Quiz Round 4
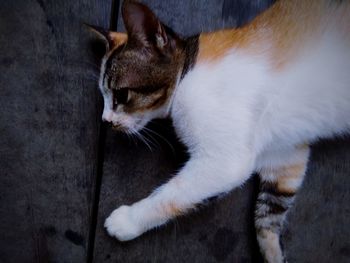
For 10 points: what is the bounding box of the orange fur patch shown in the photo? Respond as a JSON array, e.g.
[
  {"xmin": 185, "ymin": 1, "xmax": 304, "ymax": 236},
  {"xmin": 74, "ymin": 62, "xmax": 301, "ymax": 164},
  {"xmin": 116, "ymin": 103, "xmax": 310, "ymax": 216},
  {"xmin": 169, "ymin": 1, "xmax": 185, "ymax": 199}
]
[
  {"xmin": 109, "ymin": 32, "xmax": 128, "ymax": 49},
  {"xmin": 276, "ymin": 163, "xmax": 306, "ymax": 194},
  {"xmin": 262, "ymin": 0, "xmax": 325, "ymax": 70},
  {"xmin": 197, "ymin": 0, "xmax": 335, "ymax": 69},
  {"xmin": 198, "ymin": 26, "xmax": 259, "ymax": 62},
  {"xmin": 163, "ymin": 202, "xmax": 183, "ymax": 217}
]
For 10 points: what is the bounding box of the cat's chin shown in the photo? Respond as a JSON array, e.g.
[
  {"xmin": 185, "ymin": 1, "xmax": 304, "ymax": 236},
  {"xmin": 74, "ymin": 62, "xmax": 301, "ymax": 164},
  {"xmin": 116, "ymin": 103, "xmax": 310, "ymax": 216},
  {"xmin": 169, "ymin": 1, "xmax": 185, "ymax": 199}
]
[
  {"xmin": 111, "ymin": 123, "xmax": 145, "ymax": 133},
  {"xmin": 111, "ymin": 124, "xmax": 129, "ymax": 133},
  {"xmin": 110, "ymin": 117, "xmax": 150, "ymax": 133}
]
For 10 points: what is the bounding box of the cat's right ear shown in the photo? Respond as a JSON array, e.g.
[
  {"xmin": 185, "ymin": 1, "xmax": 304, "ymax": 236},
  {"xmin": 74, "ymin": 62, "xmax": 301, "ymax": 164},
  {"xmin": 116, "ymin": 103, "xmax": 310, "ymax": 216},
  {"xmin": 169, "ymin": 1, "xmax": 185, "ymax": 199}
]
[
  {"xmin": 85, "ymin": 23, "xmax": 127, "ymax": 52},
  {"xmin": 122, "ymin": 1, "xmax": 169, "ymax": 51}
]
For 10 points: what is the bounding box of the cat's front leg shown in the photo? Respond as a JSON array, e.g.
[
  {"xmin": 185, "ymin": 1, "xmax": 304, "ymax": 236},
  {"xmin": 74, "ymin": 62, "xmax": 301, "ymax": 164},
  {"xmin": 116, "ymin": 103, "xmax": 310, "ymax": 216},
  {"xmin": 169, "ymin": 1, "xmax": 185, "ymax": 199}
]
[{"xmin": 105, "ymin": 152, "xmax": 254, "ymax": 241}]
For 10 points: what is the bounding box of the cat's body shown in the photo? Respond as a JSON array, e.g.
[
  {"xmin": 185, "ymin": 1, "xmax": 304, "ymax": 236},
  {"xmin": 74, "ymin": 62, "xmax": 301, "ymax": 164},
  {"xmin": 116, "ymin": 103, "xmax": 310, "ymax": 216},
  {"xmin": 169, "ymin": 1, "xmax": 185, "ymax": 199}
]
[{"xmin": 90, "ymin": 1, "xmax": 350, "ymax": 262}]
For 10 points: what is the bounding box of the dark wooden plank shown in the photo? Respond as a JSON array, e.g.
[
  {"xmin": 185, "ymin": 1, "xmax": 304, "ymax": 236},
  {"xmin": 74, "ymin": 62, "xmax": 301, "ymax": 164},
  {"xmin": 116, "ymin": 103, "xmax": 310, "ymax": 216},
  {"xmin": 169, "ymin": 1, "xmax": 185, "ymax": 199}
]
[
  {"xmin": 94, "ymin": 1, "xmax": 274, "ymax": 262},
  {"xmin": 282, "ymin": 138, "xmax": 350, "ymax": 263},
  {"xmin": 0, "ymin": 0, "xmax": 111, "ymax": 262}
]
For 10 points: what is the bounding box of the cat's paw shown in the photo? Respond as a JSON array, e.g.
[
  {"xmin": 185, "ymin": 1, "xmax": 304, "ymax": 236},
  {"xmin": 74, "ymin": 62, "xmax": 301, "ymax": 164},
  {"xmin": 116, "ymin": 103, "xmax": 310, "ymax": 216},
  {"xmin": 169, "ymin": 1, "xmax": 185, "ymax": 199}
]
[{"xmin": 104, "ymin": 205, "xmax": 143, "ymax": 241}]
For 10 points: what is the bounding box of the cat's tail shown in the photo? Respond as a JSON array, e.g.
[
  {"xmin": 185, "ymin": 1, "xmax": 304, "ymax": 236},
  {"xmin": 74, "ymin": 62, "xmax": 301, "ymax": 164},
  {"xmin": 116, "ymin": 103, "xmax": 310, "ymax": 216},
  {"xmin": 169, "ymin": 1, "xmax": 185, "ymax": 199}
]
[{"xmin": 255, "ymin": 147, "xmax": 309, "ymax": 263}]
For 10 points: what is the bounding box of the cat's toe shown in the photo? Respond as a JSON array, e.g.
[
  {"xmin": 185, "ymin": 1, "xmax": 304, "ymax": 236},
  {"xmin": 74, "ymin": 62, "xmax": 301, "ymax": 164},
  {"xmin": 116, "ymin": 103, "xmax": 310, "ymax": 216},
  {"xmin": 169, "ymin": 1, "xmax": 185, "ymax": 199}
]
[{"xmin": 104, "ymin": 205, "xmax": 142, "ymax": 241}]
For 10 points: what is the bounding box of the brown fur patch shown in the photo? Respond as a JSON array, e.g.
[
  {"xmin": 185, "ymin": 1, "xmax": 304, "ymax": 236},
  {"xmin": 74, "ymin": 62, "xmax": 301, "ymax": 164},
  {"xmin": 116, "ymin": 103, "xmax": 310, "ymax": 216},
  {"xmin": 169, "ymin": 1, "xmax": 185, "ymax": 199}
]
[
  {"xmin": 146, "ymin": 90, "xmax": 168, "ymax": 110},
  {"xmin": 123, "ymin": 89, "xmax": 168, "ymax": 113}
]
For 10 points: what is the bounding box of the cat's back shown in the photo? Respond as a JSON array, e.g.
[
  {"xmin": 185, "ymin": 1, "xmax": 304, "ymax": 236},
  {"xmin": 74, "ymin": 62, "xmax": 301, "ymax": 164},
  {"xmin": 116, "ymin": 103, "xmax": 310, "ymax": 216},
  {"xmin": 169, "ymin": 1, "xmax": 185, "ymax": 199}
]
[
  {"xmin": 255, "ymin": 0, "xmax": 350, "ymax": 148},
  {"xmin": 267, "ymin": 0, "xmax": 350, "ymax": 68},
  {"xmin": 197, "ymin": 0, "xmax": 350, "ymax": 69},
  {"xmin": 177, "ymin": 0, "xmax": 350, "ymax": 150}
]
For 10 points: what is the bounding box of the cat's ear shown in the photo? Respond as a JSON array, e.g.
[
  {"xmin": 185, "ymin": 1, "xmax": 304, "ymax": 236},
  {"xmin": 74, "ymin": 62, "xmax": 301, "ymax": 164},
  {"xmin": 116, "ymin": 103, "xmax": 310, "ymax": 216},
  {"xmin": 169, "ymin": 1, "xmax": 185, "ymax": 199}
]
[
  {"xmin": 85, "ymin": 23, "xmax": 127, "ymax": 51},
  {"xmin": 122, "ymin": 1, "xmax": 168, "ymax": 51}
]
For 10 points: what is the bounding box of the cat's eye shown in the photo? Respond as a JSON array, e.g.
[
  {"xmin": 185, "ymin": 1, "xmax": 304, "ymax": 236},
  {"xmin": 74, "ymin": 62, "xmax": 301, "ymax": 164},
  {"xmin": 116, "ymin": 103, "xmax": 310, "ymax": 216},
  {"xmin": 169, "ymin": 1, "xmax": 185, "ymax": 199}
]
[{"xmin": 113, "ymin": 89, "xmax": 129, "ymax": 105}]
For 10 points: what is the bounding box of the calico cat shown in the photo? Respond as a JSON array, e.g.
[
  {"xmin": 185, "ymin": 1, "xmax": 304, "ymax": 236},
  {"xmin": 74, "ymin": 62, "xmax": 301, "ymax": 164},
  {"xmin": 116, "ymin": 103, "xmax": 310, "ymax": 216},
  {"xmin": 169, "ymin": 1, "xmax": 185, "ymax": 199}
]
[{"xmin": 89, "ymin": 0, "xmax": 350, "ymax": 262}]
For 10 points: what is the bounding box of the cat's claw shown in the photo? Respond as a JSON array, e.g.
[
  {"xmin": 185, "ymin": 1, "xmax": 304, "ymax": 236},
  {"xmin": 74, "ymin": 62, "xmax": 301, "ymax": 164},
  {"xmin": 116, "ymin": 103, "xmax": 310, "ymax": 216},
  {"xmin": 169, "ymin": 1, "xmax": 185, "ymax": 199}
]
[{"xmin": 104, "ymin": 205, "xmax": 143, "ymax": 241}]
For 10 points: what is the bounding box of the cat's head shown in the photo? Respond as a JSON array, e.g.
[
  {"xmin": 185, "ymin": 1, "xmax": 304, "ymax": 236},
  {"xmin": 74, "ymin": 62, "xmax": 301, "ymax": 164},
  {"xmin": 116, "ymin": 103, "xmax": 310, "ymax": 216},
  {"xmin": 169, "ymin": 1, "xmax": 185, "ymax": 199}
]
[{"xmin": 89, "ymin": 1, "xmax": 186, "ymax": 132}]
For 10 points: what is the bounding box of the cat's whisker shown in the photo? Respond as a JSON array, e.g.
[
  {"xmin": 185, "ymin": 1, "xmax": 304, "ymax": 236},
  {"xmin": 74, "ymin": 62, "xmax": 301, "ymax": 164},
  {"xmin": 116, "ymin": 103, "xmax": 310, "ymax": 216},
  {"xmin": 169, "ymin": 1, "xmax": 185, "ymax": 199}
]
[
  {"xmin": 138, "ymin": 131, "xmax": 158, "ymax": 151},
  {"xmin": 139, "ymin": 129, "xmax": 161, "ymax": 150},
  {"xmin": 131, "ymin": 123, "xmax": 162, "ymax": 149},
  {"xmin": 141, "ymin": 126, "xmax": 176, "ymax": 155},
  {"xmin": 127, "ymin": 130, "xmax": 137, "ymax": 146},
  {"xmin": 126, "ymin": 128, "xmax": 139, "ymax": 147},
  {"xmin": 130, "ymin": 128, "xmax": 154, "ymax": 152},
  {"xmin": 125, "ymin": 130, "xmax": 132, "ymax": 142}
]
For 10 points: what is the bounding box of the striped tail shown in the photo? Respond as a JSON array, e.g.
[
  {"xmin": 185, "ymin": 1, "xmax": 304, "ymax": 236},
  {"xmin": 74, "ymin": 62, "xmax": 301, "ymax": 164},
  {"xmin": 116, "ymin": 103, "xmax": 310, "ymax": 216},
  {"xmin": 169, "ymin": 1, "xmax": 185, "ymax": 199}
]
[{"xmin": 255, "ymin": 156, "xmax": 309, "ymax": 263}]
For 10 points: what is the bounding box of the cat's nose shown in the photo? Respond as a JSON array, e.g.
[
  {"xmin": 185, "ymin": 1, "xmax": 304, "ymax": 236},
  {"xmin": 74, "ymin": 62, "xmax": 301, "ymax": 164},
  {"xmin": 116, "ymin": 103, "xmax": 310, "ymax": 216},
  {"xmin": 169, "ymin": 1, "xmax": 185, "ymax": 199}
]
[
  {"xmin": 102, "ymin": 117, "xmax": 111, "ymax": 122},
  {"xmin": 102, "ymin": 111, "xmax": 113, "ymax": 122}
]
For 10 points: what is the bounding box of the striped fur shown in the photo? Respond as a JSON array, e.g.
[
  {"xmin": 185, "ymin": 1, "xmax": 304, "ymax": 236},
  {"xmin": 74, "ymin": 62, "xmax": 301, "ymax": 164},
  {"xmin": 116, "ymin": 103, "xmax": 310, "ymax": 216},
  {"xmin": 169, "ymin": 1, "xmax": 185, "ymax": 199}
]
[{"xmin": 255, "ymin": 146, "xmax": 309, "ymax": 263}]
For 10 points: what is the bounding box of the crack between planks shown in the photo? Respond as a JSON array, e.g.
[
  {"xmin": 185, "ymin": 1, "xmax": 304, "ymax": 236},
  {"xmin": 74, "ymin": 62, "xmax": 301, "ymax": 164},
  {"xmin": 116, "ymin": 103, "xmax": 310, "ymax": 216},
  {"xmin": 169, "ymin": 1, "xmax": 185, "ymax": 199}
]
[
  {"xmin": 87, "ymin": 1, "xmax": 120, "ymax": 262},
  {"xmin": 86, "ymin": 122, "xmax": 107, "ymax": 263},
  {"xmin": 110, "ymin": 0, "xmax": 120, "ymax": 31}
]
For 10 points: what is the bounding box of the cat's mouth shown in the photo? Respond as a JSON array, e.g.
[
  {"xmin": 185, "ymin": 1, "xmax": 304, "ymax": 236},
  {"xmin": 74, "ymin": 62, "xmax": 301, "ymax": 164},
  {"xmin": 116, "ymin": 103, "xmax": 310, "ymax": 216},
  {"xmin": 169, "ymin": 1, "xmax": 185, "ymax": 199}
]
[
  {"xmin": 111, "ymin": 123, "xmax": 140, "ymax": 133},
  {"xmin": 112, "ymin": 123, "xmax": 128, "ymax": 132},
  {"xmin": 110, "ymin": 118, "xmax": 147, "ymax": 133}
]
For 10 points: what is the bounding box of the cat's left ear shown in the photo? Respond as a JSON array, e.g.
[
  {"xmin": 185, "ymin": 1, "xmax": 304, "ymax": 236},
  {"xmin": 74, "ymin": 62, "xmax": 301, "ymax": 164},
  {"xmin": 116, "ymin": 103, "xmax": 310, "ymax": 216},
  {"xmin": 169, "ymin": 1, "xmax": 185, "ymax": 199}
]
[
  {"xmin": 122, "ymin": 1, "xmax": 168, "ymax": 51},
  {"xmin": 85, "ymin": 23, "xmax": 127, "ymax": 51}
]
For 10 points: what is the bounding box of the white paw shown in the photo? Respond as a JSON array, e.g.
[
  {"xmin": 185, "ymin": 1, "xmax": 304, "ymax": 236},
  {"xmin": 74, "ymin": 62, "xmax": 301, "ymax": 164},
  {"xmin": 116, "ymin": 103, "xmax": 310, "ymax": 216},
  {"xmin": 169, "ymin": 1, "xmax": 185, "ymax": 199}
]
[{"xmin": 104, "ymin": 205, "xmax": 143, "ymax": 241}]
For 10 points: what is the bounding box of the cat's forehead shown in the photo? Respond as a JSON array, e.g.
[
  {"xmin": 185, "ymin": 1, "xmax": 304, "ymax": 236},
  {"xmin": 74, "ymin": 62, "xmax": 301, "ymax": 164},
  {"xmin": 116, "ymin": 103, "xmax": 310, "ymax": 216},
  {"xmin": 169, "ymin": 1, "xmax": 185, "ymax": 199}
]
[
  {"xmin": 105, "ymin": 46, "xmax": 138, "ymax": 71},
  {"xmin": 104, "ymin": 46, "xmax": 176, "ymax": 89},
  {"xmin": 104, "ymin": 47, "xmax": 147, "ymax": 86}
]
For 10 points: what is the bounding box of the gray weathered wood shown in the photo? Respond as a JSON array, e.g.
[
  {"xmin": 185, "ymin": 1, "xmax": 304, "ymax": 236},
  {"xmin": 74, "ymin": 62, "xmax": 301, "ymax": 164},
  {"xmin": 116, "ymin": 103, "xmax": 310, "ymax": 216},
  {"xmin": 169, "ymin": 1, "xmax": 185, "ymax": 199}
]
[
  {"xmin": 0, "ymin": 0, "xmax": 110, "ymax": 262},
  {"xmin": 3, "ymin": 0, "xmax": 349, "ymax": 262},
  {"xmin": 94, "ymin": 1, "xmax": 274, "ymax": 262},
  {"xmin": 282, "ymin": 138, "xmax": 350, "ymax": 263}
]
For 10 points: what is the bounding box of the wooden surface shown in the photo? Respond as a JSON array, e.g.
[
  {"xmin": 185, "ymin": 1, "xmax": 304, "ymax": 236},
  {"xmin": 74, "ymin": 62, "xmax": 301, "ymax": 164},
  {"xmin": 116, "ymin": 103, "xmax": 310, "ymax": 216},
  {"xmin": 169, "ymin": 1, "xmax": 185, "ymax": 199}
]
[
  {"xmin": 0, "ymin": 0, "xmax": 111, "ymax": 262},
  {"xmin": 1, "ymin": 0, "xmax": 350, "ymax": 263},
  {"xmin": 282, "ymin": 138, "xmax": 350, "ymax": 263}
]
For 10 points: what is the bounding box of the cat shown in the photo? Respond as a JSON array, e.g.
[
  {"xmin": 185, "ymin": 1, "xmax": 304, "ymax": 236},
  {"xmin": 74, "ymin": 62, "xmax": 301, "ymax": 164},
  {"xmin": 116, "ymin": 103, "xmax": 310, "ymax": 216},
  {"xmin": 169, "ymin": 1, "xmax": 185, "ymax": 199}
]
[{"xmin": 88, "ymin": 0, "xmax": 350, "ymax": 262}]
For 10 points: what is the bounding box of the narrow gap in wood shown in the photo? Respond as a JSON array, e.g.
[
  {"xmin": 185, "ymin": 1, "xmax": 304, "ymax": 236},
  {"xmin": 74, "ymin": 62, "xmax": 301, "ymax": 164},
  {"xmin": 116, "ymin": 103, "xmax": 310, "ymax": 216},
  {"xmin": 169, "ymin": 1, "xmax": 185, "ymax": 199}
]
[
  {"xmin": 86, "ymin": 1, "xmax": 120, "ymax": 262},
  {"xmin": 110, "ymin": 0, "xmax": 120, "ymax": 31},
  {"xmin": 86, "ymin": 123, "xmax": 107, "ymax": 263}
]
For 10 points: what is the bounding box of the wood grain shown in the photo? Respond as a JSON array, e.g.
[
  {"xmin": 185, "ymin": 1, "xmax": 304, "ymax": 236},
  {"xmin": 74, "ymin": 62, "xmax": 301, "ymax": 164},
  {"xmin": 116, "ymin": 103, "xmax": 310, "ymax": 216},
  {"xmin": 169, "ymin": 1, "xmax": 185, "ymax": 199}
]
[
  {"xmin": 1, "ymin": 0, "xmax": 349, "ymax": 262},
  {"xmin": 0, "ymin": 0, "xmax": 110, "ymax": 262},
  {"xmin": 282, "ymin": 138, "xmax": 350, "ymax": 263}
]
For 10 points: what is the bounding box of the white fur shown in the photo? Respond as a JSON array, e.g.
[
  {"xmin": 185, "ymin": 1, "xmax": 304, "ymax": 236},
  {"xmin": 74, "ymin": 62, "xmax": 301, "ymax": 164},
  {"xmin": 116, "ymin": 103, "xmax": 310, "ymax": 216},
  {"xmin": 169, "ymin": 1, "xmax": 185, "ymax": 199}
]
[
  {"xmin": 105, "ymin": 205, "xmax": 143, "ymax": 241},
  {"xmin": 104, "ymin": 16, "xmax": 350, "ymax": 241},
  {"xmin": 257, "ymin": 229, "xmax": 284, "ymax": 263}
]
